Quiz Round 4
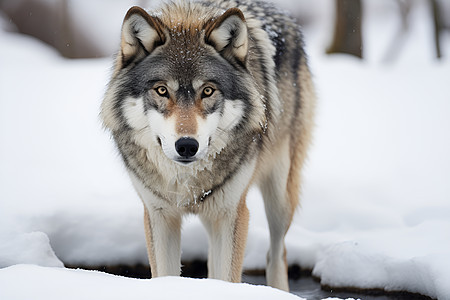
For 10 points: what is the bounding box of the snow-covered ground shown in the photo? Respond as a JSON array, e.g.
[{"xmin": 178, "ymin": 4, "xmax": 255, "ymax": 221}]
[
  {"xmin": 1, "ymin": 0, "xmax": 450, "ymax": 299},
  {"xmin": 0, "ymin": 265, "xmax": 306, "ymax": 300}
]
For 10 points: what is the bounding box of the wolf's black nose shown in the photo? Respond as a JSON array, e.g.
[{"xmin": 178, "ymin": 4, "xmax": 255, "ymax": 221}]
[{"xmin": 175, "ymin": 137, "xmax": 199, "ymax": 158}]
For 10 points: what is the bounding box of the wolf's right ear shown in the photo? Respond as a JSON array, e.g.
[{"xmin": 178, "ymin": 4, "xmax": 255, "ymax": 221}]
[{"xmin": 118, "ymin": 6, "xmax": 166, "ymax": 68}]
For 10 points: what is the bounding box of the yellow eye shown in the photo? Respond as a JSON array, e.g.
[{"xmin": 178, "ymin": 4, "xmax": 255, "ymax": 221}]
[
  {"xmin": 156, "ymin": 86, "xmax": 168, "ymax": 97},
  {"xmin": 202, "ymin": 87, "xmax": 215, "ymax": 98}
]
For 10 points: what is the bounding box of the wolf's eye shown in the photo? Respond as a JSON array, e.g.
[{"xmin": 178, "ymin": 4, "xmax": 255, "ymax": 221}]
[
  {"xmin": 155, "ymin": 86, "xmax": 168, "ymax": 97},
  {"xmin": 202, "ymin": 87, "xmax": 215, "ymax": 98}
]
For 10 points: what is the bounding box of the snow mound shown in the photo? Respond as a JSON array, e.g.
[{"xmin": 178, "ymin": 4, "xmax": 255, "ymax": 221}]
[
  {"xmin": 0, "ymin": 232, "xmax": 63, "ymax": 268},
  {"xmin": 0, "ymin": 265, "xmax": 304, "ymax": 300}
]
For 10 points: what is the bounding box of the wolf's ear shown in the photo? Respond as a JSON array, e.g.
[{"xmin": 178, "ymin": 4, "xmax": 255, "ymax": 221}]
[
  {"xmin": 119, "ymin": 6, "xmax": 166, "ymax": 68},
  {"xmin": 205, "ymin": 8, "xmax": 248, "ymax": 64}
]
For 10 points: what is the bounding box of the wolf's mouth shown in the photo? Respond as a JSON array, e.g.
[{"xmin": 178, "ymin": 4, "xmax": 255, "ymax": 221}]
[{"xmin": 175, "ymin": 157, "xmax": 196, "ymax": 165}]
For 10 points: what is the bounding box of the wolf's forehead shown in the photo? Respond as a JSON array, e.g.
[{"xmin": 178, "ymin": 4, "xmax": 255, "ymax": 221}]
[
  {"xmin": 165, "ymin": 31, "xmax": 208, "ymax": 65},
  {"xmin": 160, "ymin": 7, "xmax": 213, "ymax": 66},
  {"xmin": 162, "ymin": 42, "xmax": 217, "ymax": 86}
]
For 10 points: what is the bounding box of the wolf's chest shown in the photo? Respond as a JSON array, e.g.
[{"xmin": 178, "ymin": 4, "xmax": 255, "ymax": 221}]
[{"xmin": 164, "ymin": 171, "xmax": 214, "ymax": 207}]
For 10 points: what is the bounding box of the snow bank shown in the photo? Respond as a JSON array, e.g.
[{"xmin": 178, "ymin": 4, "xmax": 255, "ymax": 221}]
[
  {"xmin": 0, "ymin": 232, "xmax": 63, "ymax": 268},
  {"xmin": 0, "ymin": 265, "xmax": 304, "ymax": 300},
  {"xmin": 1, "ymin": 1, "xmax": 450, "ymax": 299}
]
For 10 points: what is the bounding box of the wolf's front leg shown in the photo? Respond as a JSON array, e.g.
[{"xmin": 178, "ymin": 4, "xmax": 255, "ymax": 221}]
[
  {"xmin": 143, "ymin": 206, "xmax": 182, "ymax": 277},
  {"xmin": 200, "ymin": 194, "xmax": 249, "ymax": 282},
  {"xmin": 130, "ymin": 172, "xmax": 182, "ymax": 277}
]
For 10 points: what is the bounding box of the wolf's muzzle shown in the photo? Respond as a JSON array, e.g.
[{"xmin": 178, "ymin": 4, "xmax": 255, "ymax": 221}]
[{"xmin": 175, "ymin": 137, "xmax": 199, "ymax": 162}]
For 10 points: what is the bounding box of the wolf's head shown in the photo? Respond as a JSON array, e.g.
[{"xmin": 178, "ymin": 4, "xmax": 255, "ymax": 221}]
[{"xmin": 102, "ymin": 5, "xmax": 265, "ymax": 166}]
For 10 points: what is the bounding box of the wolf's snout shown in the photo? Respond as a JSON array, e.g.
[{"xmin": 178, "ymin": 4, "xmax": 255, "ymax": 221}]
[{"xmin": 175, "ymin": 137, "xmax": 199, "ymax": 158}]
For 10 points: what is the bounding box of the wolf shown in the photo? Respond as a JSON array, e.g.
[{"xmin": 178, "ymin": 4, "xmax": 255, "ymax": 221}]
[{"xmin": 101, "ymin": 0, "xmax": 315, "ymax": 291}]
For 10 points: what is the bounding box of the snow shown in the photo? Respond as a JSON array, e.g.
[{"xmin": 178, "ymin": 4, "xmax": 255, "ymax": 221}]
[
  {"xmin": 0, "ymin": 265, "xmax": 303, "ymax": 300},
  {"xmin": 1, "ymin": 0, "xmax": 450, "ymax": 299},
  {"xmin": 0, "ymin": 232, "xmax": 63, "ymax": 268}
]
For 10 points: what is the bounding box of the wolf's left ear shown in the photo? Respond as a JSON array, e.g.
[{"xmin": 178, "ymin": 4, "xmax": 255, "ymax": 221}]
[
  {"xmin": 205, "ymin": 8, "xmax": 248, "ymax": 64},
  {"xmin": 119, "ymin": 6, "xmax": 166, "ymax": 68}
]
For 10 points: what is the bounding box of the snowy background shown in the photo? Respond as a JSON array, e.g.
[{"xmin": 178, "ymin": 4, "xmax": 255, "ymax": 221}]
[{"xmin": 1, "ymin": 0, "xmax": 450, "ymax": 299}]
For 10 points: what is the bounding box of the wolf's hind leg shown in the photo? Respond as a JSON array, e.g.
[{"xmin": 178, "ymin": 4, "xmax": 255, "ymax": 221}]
[{"xmin": 258, "ymin": 138, "xmax": 302, "ymax": 291}]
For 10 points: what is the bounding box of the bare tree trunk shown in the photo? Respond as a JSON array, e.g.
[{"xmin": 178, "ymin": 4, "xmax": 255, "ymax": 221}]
[
  {"xmin": 327, "ymin": 0, "xmax": 363, "ymax": 58},
  {"xmin": 60, "ymin": 0, "xmax": 73, "ymax": 58},
  {"xmin": 430, "ymin": 0, "xmax": 442, "ymax": 59},
  {"xmin": 382, "ymin": 0, "xmax": 411, "ymax": 63}
]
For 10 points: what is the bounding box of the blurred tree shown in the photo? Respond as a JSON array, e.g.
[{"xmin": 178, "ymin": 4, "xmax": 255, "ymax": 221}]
[
  {"xmin": 0, "ymin": 0, "xmax": 102, "ymax": 58},
  {"xmin": 383, "ymin": 0, "xmax": 445, "ymax": 61},
  {"xmin": 326, "ymin": 0, "xmax": 363, "ymax": 58},
  {"xmin": 382, "ymin": 0, "xmax": 412, "ymax": 63},
  {"xmin": 430, "ymin": 0, "xmax": 442, "ymax": 58}
]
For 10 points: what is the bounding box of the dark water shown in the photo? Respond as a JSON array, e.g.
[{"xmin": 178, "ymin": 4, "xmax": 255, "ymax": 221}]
[
  {"xmin": 70, "ymin": 263, "xmax": 432, "ymax": 300},
  {"xmin": 184, "ymin": 261, "xmax": 432, "ymax": 300},
  {"xmin": 243, "ymin": 274, "xmax": 432, "ymax": 300}
]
